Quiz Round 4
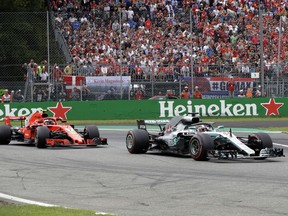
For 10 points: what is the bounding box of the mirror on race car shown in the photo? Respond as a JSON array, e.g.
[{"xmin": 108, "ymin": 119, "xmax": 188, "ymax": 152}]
[
  {"xmin": 215, "ymin": 125, "xmax": 224, "ymax": 131},
  {"xmin": 171, "ymin": 127, "xmax": 177, "ymax": 132}
]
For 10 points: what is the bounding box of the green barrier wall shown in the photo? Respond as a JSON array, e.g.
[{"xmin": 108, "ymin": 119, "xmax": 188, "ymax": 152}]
[{"xmin": 0, "ymin": 97, "xmax": 286, "ymax": 120}]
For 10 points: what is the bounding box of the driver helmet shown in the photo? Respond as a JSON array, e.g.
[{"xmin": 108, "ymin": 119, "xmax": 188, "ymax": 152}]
[
  {"xmin": 44, "ymin": 119, "xmax": 54, "ymax": 125},
  {"xmin": 197, "ymin": 125, "xmax": 208, "ymax": 132}
]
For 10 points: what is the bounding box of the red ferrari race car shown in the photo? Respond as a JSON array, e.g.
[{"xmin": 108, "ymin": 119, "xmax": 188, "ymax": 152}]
[{"xmin": 0, "ymin": 110, "xmax": 107, "ymax": 148}]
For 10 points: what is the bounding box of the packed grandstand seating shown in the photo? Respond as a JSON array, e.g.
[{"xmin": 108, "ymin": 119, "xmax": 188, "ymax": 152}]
[
  {"xmin": 22, "ymin": 0, "xmax": 288, "ymax": 101},
  {"xmin": 45, "ymin": 0, "xmax": 288, "ymax": 82}
]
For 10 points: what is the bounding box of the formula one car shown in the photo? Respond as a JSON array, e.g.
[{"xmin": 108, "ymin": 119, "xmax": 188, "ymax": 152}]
[
  {"xmin": 0, "ymin": 110, "xmax": 107, "ymax": 148},
  {"xmin": 126, "ymin": 114, "xmax": 284, "ymax": 160}
]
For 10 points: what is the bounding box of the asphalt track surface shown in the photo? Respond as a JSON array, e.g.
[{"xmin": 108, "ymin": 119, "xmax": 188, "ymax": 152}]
[{"xmin": 0, "ymin": 122, "xmax": 288, "ymax": 216}]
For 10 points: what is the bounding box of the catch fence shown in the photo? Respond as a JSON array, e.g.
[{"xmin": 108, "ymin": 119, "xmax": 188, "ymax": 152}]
[
  {"xmin": 23, "ymin": 62, "xmax": 287, "ymax": 102},
  {"xmin": 0, "ymin": 10, "xmax": 288, "ymax": 102}
]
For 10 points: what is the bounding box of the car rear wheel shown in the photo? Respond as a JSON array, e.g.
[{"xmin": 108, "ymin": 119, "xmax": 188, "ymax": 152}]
[
  {"xmin": 85, "ymin": 125, "xmax": 100, "ymax": 139},
  {"xmin": 126, "ymin": 129, "xmax": 149, "ymax": 154},
  {"xmin": 35, "ymin": 126, "xmax": 50, "ymax": 148},
  {"xmin": 0, "ymin": 125, "xmax": 12, "ymax": 145},
  {"xmin": 189, "ymin": 134, "xmax": 214, "ymax": 161}
]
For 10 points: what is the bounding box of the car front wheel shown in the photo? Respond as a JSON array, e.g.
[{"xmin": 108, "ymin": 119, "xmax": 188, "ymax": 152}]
[
  {"xmin": 189, "ymin": 134, "xmax": 214, "ymax": 161},
  {"xmin": 248, "ymin": 132, "xmax": 273, "ymax": 158},
  {"xmin": 84, "ymin": 125, "xmax": 100, "ymax": 139},
  {"xmin": 35, "ymin": 126, "xmax": 50, "ymax": 148}
]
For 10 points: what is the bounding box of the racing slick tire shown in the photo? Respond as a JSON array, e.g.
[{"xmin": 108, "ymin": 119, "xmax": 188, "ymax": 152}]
[
  {"xmin": 35, "ymin": 126, "xmax": 50, "ymax": 149},
  {"xmin": 248, "ymin": 132, "xmax": 273, "ymax": 159},
  {"xmin": 126, "ymin": 129, "xmax": 149, "ymax": 154},
  {"xmin": 84, "ymin": 125, "xmax": 100, "ymax": 139},
  {"xmin": 189, "ymin": 134, "xmax": 214, "ymax": 161},
  {"xmin": 0, "ymin": 125, "xmax": 12, "ymax": 145},
  {"xmin": 250, "ymin": 133, "xmax": 273, "ymax": 149}
]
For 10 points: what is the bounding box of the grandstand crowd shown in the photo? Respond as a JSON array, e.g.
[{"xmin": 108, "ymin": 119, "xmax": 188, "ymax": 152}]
[{"xmin": 45, "ymin": 0, "xmax": 288, "ymax": 81}]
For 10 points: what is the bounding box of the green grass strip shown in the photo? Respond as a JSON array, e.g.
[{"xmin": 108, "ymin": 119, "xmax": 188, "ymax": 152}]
[{"xmin": 0, "ymin": 205, "xmax": 115, "ymax": 216}]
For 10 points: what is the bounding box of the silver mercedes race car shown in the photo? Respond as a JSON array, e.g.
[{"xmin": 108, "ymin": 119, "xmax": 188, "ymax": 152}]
[{"xmin": 126, "ymin": 114, "xmax": 284, "ymax": 161}]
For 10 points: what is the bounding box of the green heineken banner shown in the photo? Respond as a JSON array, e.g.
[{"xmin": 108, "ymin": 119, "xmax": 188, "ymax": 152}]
[{"xmin": 0, "ymin": 98, "xmax": 286, "ymax": 120}]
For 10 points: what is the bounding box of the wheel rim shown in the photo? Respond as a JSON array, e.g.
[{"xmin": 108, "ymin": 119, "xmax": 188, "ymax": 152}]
[
  {"xmin": 190, "ymin": 139, "xmax": 200, "ymax": 156},
  {"xmin": 126, "ymin": 134, "xmax": 134, "ymax": 150},
  {"xmin": 34, "ymin": 131, "xmax": 38, "ymax": 145}
]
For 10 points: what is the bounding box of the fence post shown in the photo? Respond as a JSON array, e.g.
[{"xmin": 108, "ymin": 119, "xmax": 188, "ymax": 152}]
[{"xmin": 189, "ymin": 9, "xmax": 194, "ymax": 96}]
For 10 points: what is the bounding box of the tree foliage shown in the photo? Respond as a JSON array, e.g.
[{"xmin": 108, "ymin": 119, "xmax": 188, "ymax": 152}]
[
  {"xmin": 0, "ymin": 12, "xmax": 47, "ymax": 64},
  {"xmin": 0, "ymin": 0, "xmax": 57, "ymax": 80},
  {"xmin": 0, "ymin": 0, "xmax": 46, "ymax": 12}
]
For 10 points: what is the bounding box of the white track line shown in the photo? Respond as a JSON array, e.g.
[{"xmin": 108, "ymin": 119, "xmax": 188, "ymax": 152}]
[
  {"xmin": 274, "ymin": 143, "xmax": 288, "ymax": 148},
  {"xmin": 0, "ymin": 192, "xmax": 114, "ymax": 215},
  {"xmin": 0, "ymin": 192, "xmax": 57, "ymax": 207}
]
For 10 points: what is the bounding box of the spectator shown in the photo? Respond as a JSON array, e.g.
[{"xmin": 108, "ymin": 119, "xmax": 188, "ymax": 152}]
[
  {"xmin": 142, "ymin": 62, "xmax": 151, "ymax": 80},
  {"xmin": 103, "ymin": 89, "xmax": 117, "ymax": 100},
  {"xmin": 112, "ymin": 20, "xmax": 120, "ymax": 32},
  {"xmin": 13, "ymin": 90, "xmax": 24, "ymax": 102},
  {"xmin": 227, "ymin": 77, "xmax": 235, "ymax": 98},
  {"xmin": 181, "ymin": 86, "xmax": 190, "ymax": 99},
  {"xmin": 64, "ymin": 63, "xmax": 74, "ymax": 75},
  {"xmin": 255, "ymin": 85, "xmax": 266, "ymax": 97},
  {"xmin": 246, "ymin": 88, "xmax": 253, "ymax": 98},
  {"xmin": 54, "ymin": 77, "xmax": 67, "ymax": 101},
  {"xmin": 100, "ymin": 64, "xmax": 109, "ymax": 76},
  {"xmin": 127, "ymin": 6, "xmax": 134, "ymax": 20},
  {"xmin": 134, "ymin": 87, "xmax": 145, "ymax": 100},
  {"xmin": 27, "ymin": 59, "xmax": 37, "ymax": 80},
  {"xmin": 103, "ymin": 3, "xmax": 111, "ymax": 21},
  {"xmin": 68, "ymin": 13, "xmax": 77, "ymax": 24},
  {"xmin": 34, "ymin": 86, "xmax": 48, "ymax": 102},
  {"xmin": 39, "ymin": 70, "xmax": 49, "ymax": 82},
  {"xmin": 193, "ymin": 86, "xmax": 202, "ymax": 99},
  {"xmin": 35, "ymin": 64, "xmax": 45, "ymax": 81},
  {"xmin": 81, "ymin": 84, "xmax": 90, "ymax": 101},
  {"xmin": 52, "ymin": 64, "xmax": 63, "ymax": 81},
  {"xmin": 166, "ymin": 89, "xmax": 177, "ymax": 99},
  {"xmin": 1, "ymin": 89, "xmax": 12, "ymax": 103},
  {"xmin": 50, "ymin": 0, "xmax": 288, "ymax": 83},
  {"xmin": 181, "ymin": 63, "xmax": 190, "ymax": 77},
  {"xmin": 238, "ymin": 89, "xmax": 246, "ymax": 98},
  {"xmin": 70, "ymin": 87, "xmax": 80, "ymax": 101},
  {"xmin": 10, "ymin": 90, "xmax": 14, "ymax": 101}
]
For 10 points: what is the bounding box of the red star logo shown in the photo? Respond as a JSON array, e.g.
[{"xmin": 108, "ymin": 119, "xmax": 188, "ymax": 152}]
[
  {"xmin": 261, "ymin": 98, "xmax": 283, "ymax": 116},
  {"xmin": 47, "ymin": 102, "xmax": 72, "ymax": 119}
]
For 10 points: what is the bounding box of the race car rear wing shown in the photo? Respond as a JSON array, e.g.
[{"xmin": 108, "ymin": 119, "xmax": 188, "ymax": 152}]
[
  {"xmin": 137, "ymin": 119, "xmax": 170, "ymax": 130},
  {"xmin": 4, "ymin": 116, "xmax": 26, "ymax": 127}
]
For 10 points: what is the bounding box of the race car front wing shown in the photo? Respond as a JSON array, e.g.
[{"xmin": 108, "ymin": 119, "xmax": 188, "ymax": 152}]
[{"xmin": 209, "ymin": 148, "xmax": 284, "ymax": 159}]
